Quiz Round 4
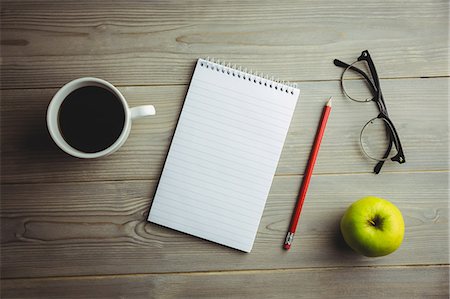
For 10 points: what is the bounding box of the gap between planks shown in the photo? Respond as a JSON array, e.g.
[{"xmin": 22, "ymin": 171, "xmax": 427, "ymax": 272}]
[
  {"xmin": 1, "ymin": 264, "xmax": 448, "ymax": 282},
  {"xmin": 0, "ymin": 75, "xmax": 448, "ymax": 92}
]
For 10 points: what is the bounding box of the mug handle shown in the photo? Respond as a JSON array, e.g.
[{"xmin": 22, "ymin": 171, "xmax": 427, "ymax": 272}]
[{"xmin": 130, "ymin": 105, "xmax": 156, "ymax": 120}]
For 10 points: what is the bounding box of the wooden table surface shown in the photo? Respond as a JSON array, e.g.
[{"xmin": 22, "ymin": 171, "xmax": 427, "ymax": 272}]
[{"xmin": 1, "ymin": 1, "xmax": 449, "ymax": 298}]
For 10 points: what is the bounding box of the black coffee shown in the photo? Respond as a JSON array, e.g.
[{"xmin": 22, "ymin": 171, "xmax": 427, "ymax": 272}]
[{"xmin": 58, "ymin": 86, "xmax": 125, "ymax": 153}]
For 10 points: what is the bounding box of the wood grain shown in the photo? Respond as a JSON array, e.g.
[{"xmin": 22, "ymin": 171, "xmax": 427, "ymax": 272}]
[
  {"xmin": 1, "ymin": 78, "xmax": 448, "ymax": 184},
  {"xmin": 1, "ymin": 171, "xmax": 447, "ymax": 278},
  {"xmin": 2, "ymin": 265, "xmax": 448, "ymax": 299},
  {"xmin": 1, "ymin": 0, "xmax": 448, "ymax": 296},
  {"xmin": 1, "ymin": 0, "xmax": 449, "ymax": 89}
]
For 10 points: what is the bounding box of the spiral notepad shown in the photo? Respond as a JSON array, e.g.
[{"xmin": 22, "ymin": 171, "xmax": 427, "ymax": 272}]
[{"xmin": 148, "ymin": 58, "xmax": 300, "ymax": 252}]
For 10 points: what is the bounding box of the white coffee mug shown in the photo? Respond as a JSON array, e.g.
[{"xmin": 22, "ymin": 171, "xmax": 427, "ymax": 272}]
[{"xmin": 47, "ymin": 77, "xmax": 155, "ymax": 158}]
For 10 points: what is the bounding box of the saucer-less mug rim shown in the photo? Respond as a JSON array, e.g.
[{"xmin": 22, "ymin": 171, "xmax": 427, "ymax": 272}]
[{"xmin": 47, "ymin": 77, "xmax": 155, "ymax": 159}]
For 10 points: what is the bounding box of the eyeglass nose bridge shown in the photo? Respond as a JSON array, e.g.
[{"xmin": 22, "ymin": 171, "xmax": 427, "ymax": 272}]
[{"xmin": 377, "ymin": 111, "xmax": 388, "ymax": 119}]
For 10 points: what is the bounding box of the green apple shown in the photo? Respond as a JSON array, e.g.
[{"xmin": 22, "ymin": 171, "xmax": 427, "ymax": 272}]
[{"xmin": 340, "ymin": 196, "xmax": 404, "ymax": 257}]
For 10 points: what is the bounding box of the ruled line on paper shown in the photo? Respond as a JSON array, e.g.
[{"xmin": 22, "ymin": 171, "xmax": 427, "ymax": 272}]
[
  {"xmin": 150, "ymin": 211, "xmax": 253, "ymax": 247},
  {"xmin": 157, "ymin": 168, "xmax": 270, "ymax": 207},
  {"xmin": 168, "ymin": 133, "xmax": 276, "ymax": 171},
  {"xmin": 194, "ymin": 77, "xmax": 297, "ymax": 113},
  {"xmin": 152, "ymin": 194, "xmax": 258, "ymax": 231},
  {"xmin": 186, "ymin": 90, "xmax": 286, "ymax": 132},
  {"xmin": 189, "ymin": 86, "xmax": 289, "ymax": 120},
  {"xmin": 190, "ymin": 86, "xmax": 294, "ymax": 119},
  {"xmin": 163, "ymin": 158, "xmax": 272, "ymax": 193},
  {"xmin": 172, "ymin": 131, "xmax": 281, "ymax": 164},
  {"xmin": 182, "ymin": 94, "xmax": 291, "ymax": 134},
  {"xmin": 167, "ymin": 147, "xmax": 273, "ymax": 181},
  {"xmin": 150, "ymin": 206, "xmax": 254, "ymax": 240},
  {"xmin": 176, "ymin": 119, "xmax": 285, "ymax": 155},
  {"xmin": 179, "ymin": 106, "xmax": 286, "ymax": 143},
  {"xmin": 156, "ymin": 185, "xmax": 262, "ymax": 219},
  {"xmin": 158, "ymin": 168, "xmax": 269, "ymax": 209}
]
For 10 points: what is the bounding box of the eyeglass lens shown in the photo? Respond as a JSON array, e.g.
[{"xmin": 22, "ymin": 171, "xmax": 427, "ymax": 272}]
[
  {"xmin": 342, "ymin": 60, "xmax": 376, "ymax": 103},
  {"xmin": 360, "ymin": 117, "xmax": 397, "ymax": 161}
]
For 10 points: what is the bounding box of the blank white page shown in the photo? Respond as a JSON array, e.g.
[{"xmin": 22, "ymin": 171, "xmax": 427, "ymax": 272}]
[{"xmin": 148, "ymin": 58, "xmax": 300, "ymax": 252}]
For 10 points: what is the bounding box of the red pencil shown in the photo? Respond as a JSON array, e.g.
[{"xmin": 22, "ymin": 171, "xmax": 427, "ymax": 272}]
[{"xmin": 283, "ymin": 97, "xmax": 333, "ymax": 250}]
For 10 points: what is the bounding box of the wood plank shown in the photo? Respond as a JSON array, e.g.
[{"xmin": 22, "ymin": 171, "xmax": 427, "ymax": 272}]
[
  {"xmin": 1, "ymin": 171, "xmax": 447, "ymax": 278},
  {"xmin": 1, "ymin": 78, "xmax": 448, "ymax": 184},
  {"xmin": 1, "ymin": 0, "xmax": 448, "ymax": 89},
  {"xmin": 2, "ymin": 265, "xmax": 448, "ymax": 299}
]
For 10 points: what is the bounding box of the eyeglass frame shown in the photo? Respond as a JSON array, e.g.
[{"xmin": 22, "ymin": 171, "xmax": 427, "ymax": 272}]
[{"xmin": 334, "ymin": 50, "xmax": 406, "ymax": 174}]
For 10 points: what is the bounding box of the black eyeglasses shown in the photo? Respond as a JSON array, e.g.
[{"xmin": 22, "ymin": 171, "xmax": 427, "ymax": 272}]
[{"xmin": 334, "ymin": 50, "xmax": 405, "ymax": 174}]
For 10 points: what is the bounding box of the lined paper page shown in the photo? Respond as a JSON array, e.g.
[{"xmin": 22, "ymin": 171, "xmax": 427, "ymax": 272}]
[{"xmin": 148, "ymin": 59, "xmax": 300, "ymax": 252}]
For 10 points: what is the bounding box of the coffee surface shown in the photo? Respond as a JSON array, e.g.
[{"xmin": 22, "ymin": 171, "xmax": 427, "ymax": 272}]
[{"xmin": 58, "ymin": 86, "xmax": 125, "ymax": 153}]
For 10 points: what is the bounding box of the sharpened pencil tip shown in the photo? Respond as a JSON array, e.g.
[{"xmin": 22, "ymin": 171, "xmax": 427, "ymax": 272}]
[{"xmin": 326, "ymin": 97, "xmax": 333, "ymax": 107}]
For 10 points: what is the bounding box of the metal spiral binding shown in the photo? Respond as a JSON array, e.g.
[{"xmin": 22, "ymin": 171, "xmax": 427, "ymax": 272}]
[{"xmin": 200, "ymin": 57, "xmax": 298, "ymax": 95}]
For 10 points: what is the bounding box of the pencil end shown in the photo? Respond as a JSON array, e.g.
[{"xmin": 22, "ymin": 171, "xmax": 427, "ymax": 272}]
[
  {"xmin": 326, "ymin": 97, "xmax": 333, "ymax": 107},
  {"xmin": 283, "ymin": 232, "xmax": 294, "ymax": 250}
]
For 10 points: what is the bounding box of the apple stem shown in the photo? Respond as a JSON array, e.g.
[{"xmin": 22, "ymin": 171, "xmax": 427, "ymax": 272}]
[{"xmin": 369, "ymin": 220, "xmax": 376, "ymax": 226}]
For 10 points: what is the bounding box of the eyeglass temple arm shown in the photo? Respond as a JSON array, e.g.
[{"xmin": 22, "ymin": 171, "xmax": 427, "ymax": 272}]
[
  {"xmin": 357, "ymin": 51, "xmax": 389, "ymax": 114},
  {"xmin": 374, "ymin": 114, "xmax": 406, "ymax": 174},
  {"xmin": 358, "ymin": 51, "xmax": 381, "ymax": 90},
  {"xmin": 373, "ymin": 116, "xmax": 394, "ymax": 174},
  {"xmin": 382, "ymin": 115, "xmax": 406, "ymax": 164},
  {"xmin": 333, "ymin": 59, "xmax": 350, "ymax": 68},
  {"xmin": 374, "ymin": 155, "xmax": 388, "ymax": 174}
]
